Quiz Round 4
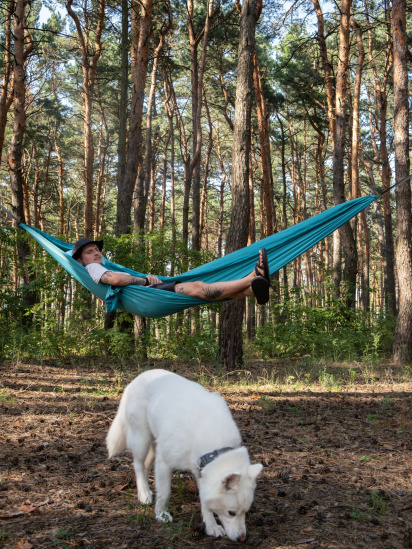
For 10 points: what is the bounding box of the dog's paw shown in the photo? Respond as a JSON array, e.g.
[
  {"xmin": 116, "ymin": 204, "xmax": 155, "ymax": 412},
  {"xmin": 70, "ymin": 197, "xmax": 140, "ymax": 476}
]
[
  {"xmin": 156, "ymin": 511, "xmax": 173, "ymax": 523},
  {"xmin": 138, "ymin": 490, "xmax": 153, "ymax": 505},
  {"xmin": 205, "ymin": 523, "xmax": 225, "ymax": 538}
]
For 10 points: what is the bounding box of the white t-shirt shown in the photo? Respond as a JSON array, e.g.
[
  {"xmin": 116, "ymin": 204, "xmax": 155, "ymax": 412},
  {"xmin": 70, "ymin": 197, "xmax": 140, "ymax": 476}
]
[{"xmin": 86, "ymin": 263, "xmax": 131, "ymax": 284}]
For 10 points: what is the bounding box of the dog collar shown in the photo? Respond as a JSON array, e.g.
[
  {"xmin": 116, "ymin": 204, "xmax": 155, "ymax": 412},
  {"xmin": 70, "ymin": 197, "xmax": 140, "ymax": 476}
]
[{"xmin": 196, "ymin": 447, "xmax": 234, "ymax": 471}]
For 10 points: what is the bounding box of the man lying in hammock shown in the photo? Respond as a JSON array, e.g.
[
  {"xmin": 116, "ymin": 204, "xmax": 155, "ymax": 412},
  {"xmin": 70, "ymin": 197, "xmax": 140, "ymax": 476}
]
[{"xmin": 72, "ymin": 238, "xmax": 271, "ymax": 305}]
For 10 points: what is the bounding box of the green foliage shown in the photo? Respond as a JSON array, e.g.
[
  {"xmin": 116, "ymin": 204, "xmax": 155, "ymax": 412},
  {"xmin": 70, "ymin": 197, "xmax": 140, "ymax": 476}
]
[
  {"xmin": 0, "ymin": 228, "xmax": 396, "ymax": 366},
  {"xmin": 0, "ymin": 527, "xmax": 7, "ymax": 542},
  {"xmin": 252, "ymin": 288, "xmax": 395, "ymax": 361},
  {"xmin": 51, "ymin": 528, "xmax": 73, "ymax": 548},
  {"xmin": 148, "ymin": 314, "xmax": 219, "ymax": 363},
  {"xmin": 0, "ymin": 230, "xmax": 220, "ymax": 363}
]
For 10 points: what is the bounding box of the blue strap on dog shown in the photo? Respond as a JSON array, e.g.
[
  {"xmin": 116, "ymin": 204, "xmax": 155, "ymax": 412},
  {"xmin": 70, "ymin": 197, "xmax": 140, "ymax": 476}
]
[{"xmin": 197, "ymin": 447, "xmax": 233, "ymax": 471}]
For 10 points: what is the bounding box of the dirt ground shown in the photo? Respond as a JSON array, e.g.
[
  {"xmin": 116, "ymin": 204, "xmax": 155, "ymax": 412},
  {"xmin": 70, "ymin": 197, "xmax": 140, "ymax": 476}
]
[{"xmin": 1, "ymin": 359, "xmax": 411, "ymax": 549}]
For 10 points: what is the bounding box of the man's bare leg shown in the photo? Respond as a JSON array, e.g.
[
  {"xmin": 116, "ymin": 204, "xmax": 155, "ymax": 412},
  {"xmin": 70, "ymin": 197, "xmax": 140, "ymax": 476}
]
[{"xmin": 174, "ymin": 250, "xmax": 267, "ymax": 301}]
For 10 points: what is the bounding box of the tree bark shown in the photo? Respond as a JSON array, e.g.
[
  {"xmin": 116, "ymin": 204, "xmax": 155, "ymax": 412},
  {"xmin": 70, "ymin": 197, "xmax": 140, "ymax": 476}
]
[
  {"xmin": 350, "ymin": 16, "xmax": 369, "ymax": 310},
  {"xmin": 118, "ymin": 0, "xmax": 153, "ymax": 235},
  {"xmin": 163, "ymin": 65, "xmax": 190, "ymax": 246},
  {"xmin": 162, "ymin": 75, "xmax": 176, "ymax": 263},
  {"xmin": 187, "ymin": 0, "xmax": 216, "ymax": 251},
  {"xmin": 253, "ymin": 50, "xmax": 275, "ymax": 238},
  {"xmin": 215, "ymin": 121, "xmax": 227, "ymax": 257},
  {"xmin": 333, "ymin": 0, "xmax": 357, "ymax": 308},
  {"xmin": 137, "ymin": 5, "xmax": 172, "ymax": 231},
  {"xmin": 159, "ymin": 126, "xmax": 172, "ymax": 230},
  {"xmin": 7, "ymin": 0, "xmax": 36, "ymax": 322},
  {"xmin": 115, "ymin": 0, "xmax": 129, "ymax": 235},
  {"xmin": 219, "ymin": 0, "xmax": 257, "ymax": 369},
  {"xmin": 274, "ymin": 111, "xmax": 289, "ymax": 288},
  {"xmin": 392, "ymin": 0, "xmax": 412, "ymax": 362},
  {"xmin": 66, "ymin": 0, "xmax": 105, "ymax": 238},
  {"xmin": 364, "ymin": 0, "xmax": 396, "ymax": 314},
  {"xmin": 312, "ymin": 0, "xmax": 335, "ymax": 148},
  {"xmin": 0, "ymin": 0, "xmax": 14, "ymax": 167},
  {"xmin": 95, "ymin": 84, "xmax": 109, "ymax": 236}
]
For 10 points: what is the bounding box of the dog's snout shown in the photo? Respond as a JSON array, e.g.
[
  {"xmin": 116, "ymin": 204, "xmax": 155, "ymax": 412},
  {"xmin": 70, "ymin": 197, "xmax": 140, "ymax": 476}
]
[{"xmin": 237, "ymin": 533, "xmax": 247, "ymax": 542}]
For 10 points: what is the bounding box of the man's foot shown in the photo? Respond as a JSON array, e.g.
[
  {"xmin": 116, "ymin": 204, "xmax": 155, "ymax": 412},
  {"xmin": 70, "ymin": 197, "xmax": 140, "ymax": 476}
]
[
  {"xmin": 254, "ymin": 248, "xmax": 271, "ymax": 285},
  {"xmin": 251, "ymin": 276, "xmax": 270, "ymax": 304}
]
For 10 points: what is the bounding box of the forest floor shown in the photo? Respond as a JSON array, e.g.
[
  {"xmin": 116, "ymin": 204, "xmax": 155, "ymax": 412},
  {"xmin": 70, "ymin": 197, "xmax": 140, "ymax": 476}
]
[{"xmin": 1, "ymin": 358, "xmax": 411, "ymax": 549}]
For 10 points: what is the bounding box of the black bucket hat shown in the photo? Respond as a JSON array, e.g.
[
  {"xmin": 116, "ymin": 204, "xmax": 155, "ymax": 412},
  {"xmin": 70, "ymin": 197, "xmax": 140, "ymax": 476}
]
[{"xmin": 72, "ymin": 238, "xmax": 104, "ymax": 260}]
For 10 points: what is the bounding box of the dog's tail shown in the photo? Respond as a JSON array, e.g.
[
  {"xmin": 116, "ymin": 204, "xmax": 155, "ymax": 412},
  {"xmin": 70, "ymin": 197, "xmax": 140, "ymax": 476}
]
[{"xmin": 106, "ymin": 390, "xmax": 128, "ymax": 458}]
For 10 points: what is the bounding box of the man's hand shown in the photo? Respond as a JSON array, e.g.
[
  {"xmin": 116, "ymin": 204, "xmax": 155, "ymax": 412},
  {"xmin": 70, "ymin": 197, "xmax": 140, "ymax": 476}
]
[{"xmin": 145, "ymin": 274, "xmax": 162, "ymax": 285}]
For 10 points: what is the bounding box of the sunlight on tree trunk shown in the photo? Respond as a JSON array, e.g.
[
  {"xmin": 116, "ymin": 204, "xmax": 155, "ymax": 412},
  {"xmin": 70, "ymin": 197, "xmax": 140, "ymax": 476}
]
[
  {"xmin": 219, "ymin": 0, "xmax": 257, "ymax": 369},
  {"xmin": 66, "ymin": 0, "xmax": 105, "ymax": 239},
  {"xmin": 0, "ymin": 0, "xmax": 14, "ymax": 167},
  {"xmin": 392, "ymin": 0, "xmax": 412, "ymax": 363}
]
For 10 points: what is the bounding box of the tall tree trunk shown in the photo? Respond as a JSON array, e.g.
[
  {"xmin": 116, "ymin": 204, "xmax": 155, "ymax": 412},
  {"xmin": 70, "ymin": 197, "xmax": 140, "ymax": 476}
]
[
  {"xmin": 392, "ymin": 0, "xmax": 412, "ymax": 362},
  {"xmin": 162, "ymin": 77, "xmax": 177, "ymax": 265},
  {"xmin": 187, "ymin": 0, "xmax": 216, "ymax": 251},
  {"xmin": 246, "ymin": 153, "xmax": 256, "ymax": 341},
  {"xmin": 54, "ymin": 132, "xmax": 65, "ymax": 235},
  {"xmin": 199, "ymin": 90, "xmax": 213, "ymax": 249},
  {"xmin": 333, "ymin": 0, "xmax": 357, "ymax": 308},
  {"xmin": 66, "ymin": 0, "xmax": 105, "ymax": 238},
  {"xmin": 95, "ymin": 85, "xmax": 109, "ymax": 236},
  {"xmin": 148, "ymin": 125, "xmax": 160, "ymax": 231},
  {"xmin": 118, "ymin": 0, "xmax": 153, "ymax": 235},
  {"xmin": 115, "ymin": 0, "xmax": 129, "ymax": 236},
  {"xmin": 253, "ymin": 50, "xmax": 275, "ymax": 237},
  {"xmin": 163, "ymin": 65, "xmax": 190, "ymax": 246},
  {"xmin": 219, "ymin": 0, "xmax": 257, "ymax": 369},
  {"xmin": 364, "ymin": 0, "xmax": 396, "ymax": 314},
  {"xmin": 312, "ymin": 0, "xmax": 335, "ymax": 148},
  {"xmin": 275, "ymin": 111, "xmax": 289, "ymax": 289},
  {"xmin": 350, "ymin": 16, "xmax": 363, "ymax": 202},
  {"xmin": 363, "ymin": 159, "xmax": 387, "ymax": 311},
  {"xmin": 137, "ymin": 6, "xmax": 172, "ymax": 231},
  {"xmin": 8, "ymin": 0, "xmax": 35, "ymax": 322},
  {"xmin": 159, "ymin": 126, "xmax": 171, "ymax": 230},
  {"xmin": 0, "ymin": 0, "xmax": 14, "ymax": 167},
  {"xmin": 215, "ymin": 121, "xmax": 227, "ymax": 257},
  {"xmin": 350, "ymin": 16, "xmax": 369, "ymax": 310}
]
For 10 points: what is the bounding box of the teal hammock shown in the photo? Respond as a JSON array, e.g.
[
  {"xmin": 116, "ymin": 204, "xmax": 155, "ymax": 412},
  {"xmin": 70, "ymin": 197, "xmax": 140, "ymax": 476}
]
[{"xmin": 18, "ymin": 195, "xmax": 376, "ymax": 319}]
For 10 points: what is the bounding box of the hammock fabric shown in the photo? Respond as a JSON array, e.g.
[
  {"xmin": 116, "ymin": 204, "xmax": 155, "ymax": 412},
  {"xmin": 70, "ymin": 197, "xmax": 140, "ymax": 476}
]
[{"xmin": 19, "ymin": 195, "xmax": 377, "ymax": 319}]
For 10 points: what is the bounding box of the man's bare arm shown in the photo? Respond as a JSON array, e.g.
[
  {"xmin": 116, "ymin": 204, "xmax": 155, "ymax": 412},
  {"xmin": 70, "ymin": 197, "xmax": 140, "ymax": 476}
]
[
  {"xmin": 100, "ymin": 271, "xmax": 161, "ymax": 286},
  {"xmin": 100, "ymin": 271, "xmax": 146, "ymax": 286}
]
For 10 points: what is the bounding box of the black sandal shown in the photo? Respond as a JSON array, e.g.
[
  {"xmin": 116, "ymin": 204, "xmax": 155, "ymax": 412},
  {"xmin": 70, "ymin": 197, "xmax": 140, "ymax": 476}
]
[
  {"xmin": 251, "ymin": 276, "xmax": 270, "ymax": 305},
  {"xmin": 254, "ymin": 248, "xmax": 271, "ymax": 285}
]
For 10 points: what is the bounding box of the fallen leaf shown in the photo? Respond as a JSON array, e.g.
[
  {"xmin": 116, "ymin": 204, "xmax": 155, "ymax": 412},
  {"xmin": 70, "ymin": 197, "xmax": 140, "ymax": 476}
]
[
  {"xmin": 0, "ymin": 498, "xmax": 53, "ymax": 518},
  {"xmin": 17, "ymin": 541, "xmax": 33, "ymax": 549},
  {"xmin": 112, "ymin": 483, "xmax": 129, "ymax": 492},
  {"xmin": 19, "ymin": 502, "xmax": 36, "ymax": 514}
]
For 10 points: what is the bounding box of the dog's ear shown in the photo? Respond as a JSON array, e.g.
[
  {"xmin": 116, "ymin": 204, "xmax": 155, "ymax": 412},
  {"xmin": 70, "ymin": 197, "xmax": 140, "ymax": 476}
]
[
  {"xmin": 222, "ymin": 473, "xmax": 241, "ymax": 490},
  {"xmin": 248, "ymin": 463, "xmax": 263, "ymax": 481}
]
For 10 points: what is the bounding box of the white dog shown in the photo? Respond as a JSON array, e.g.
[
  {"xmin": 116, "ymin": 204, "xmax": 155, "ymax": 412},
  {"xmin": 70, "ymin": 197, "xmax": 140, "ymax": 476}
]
[{"xmin": 106, "ymin": 369, "xmax": 262, "ymax": 542}]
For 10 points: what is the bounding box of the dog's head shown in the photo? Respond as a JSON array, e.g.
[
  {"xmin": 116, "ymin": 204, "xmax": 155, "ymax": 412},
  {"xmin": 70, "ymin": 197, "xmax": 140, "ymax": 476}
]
[{"xmin": 198, "ymin": 447, "xmax": 263, "ymax": 542}]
